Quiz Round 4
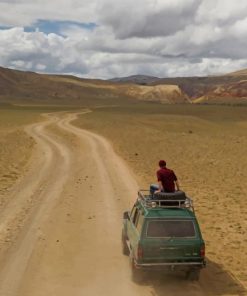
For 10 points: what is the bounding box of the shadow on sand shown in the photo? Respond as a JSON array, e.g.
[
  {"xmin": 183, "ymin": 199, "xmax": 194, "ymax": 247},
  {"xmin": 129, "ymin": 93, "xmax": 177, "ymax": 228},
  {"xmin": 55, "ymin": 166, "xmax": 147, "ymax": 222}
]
[{"xmin": 134, "ymin": 258, "xmax": 246, "ymax": 296}]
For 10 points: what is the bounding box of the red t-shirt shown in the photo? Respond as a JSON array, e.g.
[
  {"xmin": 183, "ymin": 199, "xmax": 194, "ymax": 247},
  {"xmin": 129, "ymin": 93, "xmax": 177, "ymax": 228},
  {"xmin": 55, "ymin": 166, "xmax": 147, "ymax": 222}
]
[{"xmin": 157, "ymin": 167, "xmax": 177, "ymax": 192}]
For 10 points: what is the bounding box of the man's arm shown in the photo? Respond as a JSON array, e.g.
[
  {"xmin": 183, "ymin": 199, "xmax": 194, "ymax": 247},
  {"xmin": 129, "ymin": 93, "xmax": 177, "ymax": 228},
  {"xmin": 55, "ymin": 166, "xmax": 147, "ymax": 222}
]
[
  {"xmin": 158, "ymin": 181, "xmax": 163, "ymax": 192},
  {"xmin": 172, "ymin": 170, "xmax": 180, "ymax": 191},
  {"xmin": 175, "ymin": 180, "xmax": 180, "ymax": 191}
]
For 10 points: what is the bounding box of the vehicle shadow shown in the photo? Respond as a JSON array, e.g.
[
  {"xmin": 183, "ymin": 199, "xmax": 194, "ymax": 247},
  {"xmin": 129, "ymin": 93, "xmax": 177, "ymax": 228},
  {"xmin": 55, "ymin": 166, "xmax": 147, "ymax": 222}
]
[{"xmin": 135, "ymin": 258, "xmax": 246, "ymax": 296}]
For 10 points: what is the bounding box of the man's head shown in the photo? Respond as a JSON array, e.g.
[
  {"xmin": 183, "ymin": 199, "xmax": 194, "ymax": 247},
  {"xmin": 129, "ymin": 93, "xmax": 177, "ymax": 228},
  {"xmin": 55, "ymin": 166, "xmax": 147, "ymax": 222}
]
[{"xmin": 159, "ymin": 160, "xmax": 166, "ymax": 168}]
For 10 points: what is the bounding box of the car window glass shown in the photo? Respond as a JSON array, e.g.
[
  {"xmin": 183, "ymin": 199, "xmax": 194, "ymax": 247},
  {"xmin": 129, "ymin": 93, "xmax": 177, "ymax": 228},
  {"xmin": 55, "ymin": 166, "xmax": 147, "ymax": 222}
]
[
  {"xmin": 147, "ymin": 220, "xmax": 196, "ymax": 238},
  {"xmin": 132, "ymin": 209, "xmax": 139, "ymax": 225},
  {"xmin": 130, "ymin": 206, "xmax": 136, "ymax": 220},
  {"xmin": 136, "ymin": 214, "xmax": 144, "ymax": 233}
]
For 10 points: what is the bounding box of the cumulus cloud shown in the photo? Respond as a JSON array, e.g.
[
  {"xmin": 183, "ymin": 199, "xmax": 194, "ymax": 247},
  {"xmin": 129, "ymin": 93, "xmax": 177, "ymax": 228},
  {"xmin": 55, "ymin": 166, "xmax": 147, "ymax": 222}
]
[
  {"xmin": 196, "ymin": 0, "xmax": 247, "ymax": 26},
  {"xmin": 0, "ymin": 0, "xmax": 97, "ymax": 27},
  {"xmin": 97, "ymin": 0, "xmax": 202, "ymax": 38},
  {"xmin": 1, "ymin": 0, "xmax": 247, "ymax": 78},
  {"xmin": 0, "ymin": 28, "xmax": 88, "ymax": 74}
]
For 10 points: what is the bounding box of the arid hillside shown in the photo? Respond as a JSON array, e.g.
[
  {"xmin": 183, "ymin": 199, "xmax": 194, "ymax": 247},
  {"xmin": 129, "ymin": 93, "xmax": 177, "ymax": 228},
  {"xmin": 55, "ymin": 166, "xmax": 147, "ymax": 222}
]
[
  {"xmin": 226, "ymin": 69, "xmax": 247, "ymax": 76},
  {"xmin": 126, "ymin": 84, "xmax": 189, "ymax": 104},
  {"xmin": 1, "ymin": 66, "xmax": 247, "ymax": 105},
  {"xmin": 150, "ymin": 74, "xmax": 247, "ymax": 104},
  {"xmin": 0, "ymin": 67, "xmax": 188, "ymax": 105},
  {"xmin": 194, "ymin": 80, "xmax": 247, "ymax": 104},
  {"xmin": 114, "ymin": 69, "xmax": 247, "ymax": 105}
]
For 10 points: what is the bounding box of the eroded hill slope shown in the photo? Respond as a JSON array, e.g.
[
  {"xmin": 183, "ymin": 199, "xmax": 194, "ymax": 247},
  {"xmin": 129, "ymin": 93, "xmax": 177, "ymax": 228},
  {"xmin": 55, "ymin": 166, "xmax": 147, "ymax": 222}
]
[
  {"xmin": 0, "ymin": 67, "xmax": 188, "ymax": 105},
  {"xmin": 194, "ymin": 80, "xmax": 247, "ymax": 104},
  {"xmin": 114, "ymin": 69, "xmax": 247, "ymax": 105}
]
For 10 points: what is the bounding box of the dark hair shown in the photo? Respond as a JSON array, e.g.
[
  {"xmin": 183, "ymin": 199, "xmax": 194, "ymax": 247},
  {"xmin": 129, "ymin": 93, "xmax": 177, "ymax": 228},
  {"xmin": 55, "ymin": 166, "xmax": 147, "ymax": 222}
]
[{"xmin": 159, "ymin": 160, "xmax": 166, "ymax": 167}]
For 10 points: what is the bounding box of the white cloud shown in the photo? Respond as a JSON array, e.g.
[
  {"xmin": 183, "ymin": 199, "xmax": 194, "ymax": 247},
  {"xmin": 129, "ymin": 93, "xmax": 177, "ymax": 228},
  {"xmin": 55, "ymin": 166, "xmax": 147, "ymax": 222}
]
[
  {"xmin": 0, "ymin": 0, "xmax": 98, "ymax": 26},
  {"xmin": 196, "ymin": 0, "xmax": 247, "ymax": 25},
  {"xmin": 97, "ymin": 0, "xmax": 202, "ymax": 38},
  {"xmin": 230, "ymin": 17, "xmax": 247, "ymax": 37},
  {"xmin": 0, "ymin": 28, "xmax": 88, "ymax": 73},
  {"xmin": 1, "ymin": 0, "xmax": 247, "ymax": 78}
]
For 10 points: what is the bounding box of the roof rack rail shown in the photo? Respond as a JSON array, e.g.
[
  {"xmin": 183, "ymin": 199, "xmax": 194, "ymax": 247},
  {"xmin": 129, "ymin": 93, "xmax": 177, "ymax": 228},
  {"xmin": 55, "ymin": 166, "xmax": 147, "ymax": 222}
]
[{"xmin": 138, "ymin": 190, "xmax": 194, "ymax": 212}]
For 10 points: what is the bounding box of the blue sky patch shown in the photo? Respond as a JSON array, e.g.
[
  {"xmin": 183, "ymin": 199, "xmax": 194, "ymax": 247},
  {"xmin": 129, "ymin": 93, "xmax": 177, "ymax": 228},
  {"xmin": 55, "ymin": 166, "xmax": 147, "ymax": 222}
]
[
  {"xmin": 0, "ymin": 25, "xmax": 13, "ymax": 30},
  {"xmin": 24, "ymin": 20, "xmax": 97, "ymax": 36}
]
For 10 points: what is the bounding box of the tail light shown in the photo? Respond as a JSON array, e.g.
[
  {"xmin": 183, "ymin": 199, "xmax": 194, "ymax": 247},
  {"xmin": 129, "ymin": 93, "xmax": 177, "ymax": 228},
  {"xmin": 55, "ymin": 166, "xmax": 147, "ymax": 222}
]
[
  {"xmin": 200, "ymin": 244, "xmax": 205, "ymax": 258},
  {"xmin": 137, "ymin": 244, "xmax": 143, "ymax": 260}
]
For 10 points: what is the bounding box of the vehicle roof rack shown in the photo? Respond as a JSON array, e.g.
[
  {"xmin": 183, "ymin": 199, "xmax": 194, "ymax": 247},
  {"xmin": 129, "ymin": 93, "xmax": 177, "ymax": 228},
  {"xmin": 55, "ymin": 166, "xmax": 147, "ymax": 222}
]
[{"xmin": 137, "ymin": 190, "xmax": 194, "ymax": 212}]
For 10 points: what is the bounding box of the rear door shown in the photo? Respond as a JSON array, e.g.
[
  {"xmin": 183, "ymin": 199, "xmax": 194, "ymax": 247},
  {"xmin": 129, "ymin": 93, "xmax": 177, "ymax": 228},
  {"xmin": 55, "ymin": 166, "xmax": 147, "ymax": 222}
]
[{"xmin": 142, "ymin": 219, "xmax": 202, "ymax": 262}]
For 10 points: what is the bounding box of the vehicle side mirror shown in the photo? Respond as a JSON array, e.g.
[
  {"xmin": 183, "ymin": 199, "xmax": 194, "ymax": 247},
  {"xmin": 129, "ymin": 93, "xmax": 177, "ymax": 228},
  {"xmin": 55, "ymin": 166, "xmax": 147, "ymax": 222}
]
[{"xmin": 123, "ymin": 211, "xmax": 130, "ymax": 220}]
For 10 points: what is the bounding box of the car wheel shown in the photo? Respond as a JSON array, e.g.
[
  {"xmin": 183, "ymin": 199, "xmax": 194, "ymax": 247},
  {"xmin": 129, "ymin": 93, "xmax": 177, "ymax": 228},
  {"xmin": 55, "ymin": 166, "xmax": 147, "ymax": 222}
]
[
  {"xmin": 122, "ymin": 230, "xmax": 129, "ymax": 255},
  {"xmin": 130, "ymin": 257, "xmax": 143, "ymax": 283},
  {"xmin": 186, "ymin": 269, "xmax": 200, "ymax": 281}
]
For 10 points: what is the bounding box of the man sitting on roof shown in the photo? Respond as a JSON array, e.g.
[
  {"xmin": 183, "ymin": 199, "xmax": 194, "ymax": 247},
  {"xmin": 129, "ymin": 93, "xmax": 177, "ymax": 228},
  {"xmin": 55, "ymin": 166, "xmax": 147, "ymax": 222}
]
[{"xmin": 155, "ymin": 160, "xmax": 180, "ymax": 193}]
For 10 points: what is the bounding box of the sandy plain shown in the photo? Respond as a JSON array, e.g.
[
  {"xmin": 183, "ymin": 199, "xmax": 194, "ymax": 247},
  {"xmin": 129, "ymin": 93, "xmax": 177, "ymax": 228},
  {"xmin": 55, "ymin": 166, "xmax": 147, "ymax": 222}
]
[
  {"xmin": 0, "ymin": 104, "xmax": 246, "ymax": 295},
  {"xmin": 74, "ymin": 104, "xmax": 247, "ymax": 293}
]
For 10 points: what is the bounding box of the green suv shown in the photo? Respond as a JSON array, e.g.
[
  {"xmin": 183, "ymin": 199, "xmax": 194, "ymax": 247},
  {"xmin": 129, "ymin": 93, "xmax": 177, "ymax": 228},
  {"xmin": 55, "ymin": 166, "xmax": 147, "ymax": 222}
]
[{"xmin": 122, "ymin": 190, "xmax": 206, "ymax": 281}]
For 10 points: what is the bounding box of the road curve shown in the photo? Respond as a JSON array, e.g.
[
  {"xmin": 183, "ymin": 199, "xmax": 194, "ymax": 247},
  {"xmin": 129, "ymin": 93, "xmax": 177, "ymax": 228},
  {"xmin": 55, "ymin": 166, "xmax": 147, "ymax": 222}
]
[{"xmin": 0, "ymin": 112, "xmax": 244, "ymax": 296}]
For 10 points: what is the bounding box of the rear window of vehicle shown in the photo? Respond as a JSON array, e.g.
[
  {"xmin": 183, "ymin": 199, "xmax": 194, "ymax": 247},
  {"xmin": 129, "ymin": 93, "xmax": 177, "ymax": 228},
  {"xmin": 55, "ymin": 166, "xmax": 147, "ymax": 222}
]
[{"xmin": 146, "ymin": 220, "xmax": 196, "ymax": 238}]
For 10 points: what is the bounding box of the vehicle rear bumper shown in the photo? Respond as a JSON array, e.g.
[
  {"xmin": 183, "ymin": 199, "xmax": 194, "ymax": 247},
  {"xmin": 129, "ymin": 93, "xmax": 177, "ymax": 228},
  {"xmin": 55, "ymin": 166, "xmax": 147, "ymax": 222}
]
[{"xmin": 134, "ymin": 260, "xmax": 206, "ymax": 270}]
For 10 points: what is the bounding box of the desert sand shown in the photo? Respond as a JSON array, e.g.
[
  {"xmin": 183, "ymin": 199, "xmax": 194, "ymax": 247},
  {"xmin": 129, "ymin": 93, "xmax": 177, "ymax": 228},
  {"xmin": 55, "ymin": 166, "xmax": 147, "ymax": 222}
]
[
  {"xmin": 0, "ymin": 107, "xmax": 246, "ymax": 295},
  {"xmin": 74, "ymin": 104, "xmax": 247, "ymax": 294}
]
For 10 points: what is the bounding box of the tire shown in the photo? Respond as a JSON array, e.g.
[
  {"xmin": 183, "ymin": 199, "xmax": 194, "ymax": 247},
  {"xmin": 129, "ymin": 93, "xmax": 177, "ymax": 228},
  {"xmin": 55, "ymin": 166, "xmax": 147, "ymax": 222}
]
[
  {"xmin": 154, "ymin": 191, "xmax": 186, "ymax": 200},
  {"xmin": 186, "ymin": 269, "xmax": 200, "ymax": 281},
  {"xmin": 130, "ymin": 257, "xmax": 143, "ymax": 283},
  {"xmin": 122, "ymin": 230, "xmax": 129, "ymax": 256}
]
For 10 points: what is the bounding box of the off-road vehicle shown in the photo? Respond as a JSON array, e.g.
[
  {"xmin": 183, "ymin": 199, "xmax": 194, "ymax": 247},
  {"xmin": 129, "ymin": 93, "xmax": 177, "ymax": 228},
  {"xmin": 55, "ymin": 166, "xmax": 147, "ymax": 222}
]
[{"xmin": 122, "ymin": 190, "xmax": 206, "ymax": 281}]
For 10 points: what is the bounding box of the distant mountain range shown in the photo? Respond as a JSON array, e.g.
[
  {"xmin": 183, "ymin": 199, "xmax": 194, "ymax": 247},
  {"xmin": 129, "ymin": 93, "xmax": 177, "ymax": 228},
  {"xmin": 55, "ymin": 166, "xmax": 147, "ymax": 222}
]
[
  {"xmin": 109, "ymin": 75, "xmax": 160, "ymax": 84},
  {"xmin": 0, "ymin": 66, "xmax": 247, "ymax": 105}
]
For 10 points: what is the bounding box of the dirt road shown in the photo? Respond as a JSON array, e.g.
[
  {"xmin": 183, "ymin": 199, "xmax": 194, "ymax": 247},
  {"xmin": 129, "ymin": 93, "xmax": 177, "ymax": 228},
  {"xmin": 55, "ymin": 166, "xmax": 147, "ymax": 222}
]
[{"xmin": 0, "ymin": 112, "xmax": 245, "ymax": 296}]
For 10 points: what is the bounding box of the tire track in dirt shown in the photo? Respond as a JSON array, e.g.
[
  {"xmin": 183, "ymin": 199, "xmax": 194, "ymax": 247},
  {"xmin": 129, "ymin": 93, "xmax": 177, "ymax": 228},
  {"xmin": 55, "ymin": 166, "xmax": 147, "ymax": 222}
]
[
  {"xmin": 0, "ymin": 114, "xmax": 72, "ymax": 295},
  {"xmin": 0, "ymin": 112, "xmax": 245, "ymax": 296},
  {"xmin": 56, "ymin": 113, "xmax": 246, "ymax": 296}
]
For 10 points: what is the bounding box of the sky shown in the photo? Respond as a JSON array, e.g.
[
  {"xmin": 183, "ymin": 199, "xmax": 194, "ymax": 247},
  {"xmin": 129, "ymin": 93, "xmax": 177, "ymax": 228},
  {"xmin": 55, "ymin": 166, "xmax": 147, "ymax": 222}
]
[{"xmin": 0, "ymin": 0, "xmax": 247, "ymax": 79}]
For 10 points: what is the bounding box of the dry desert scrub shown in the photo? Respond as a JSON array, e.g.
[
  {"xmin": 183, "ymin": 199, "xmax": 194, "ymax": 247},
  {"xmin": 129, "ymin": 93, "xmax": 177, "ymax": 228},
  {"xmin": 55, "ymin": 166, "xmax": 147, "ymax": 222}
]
[
  {"xmin": 0, "ymin": 104, "xmax": 83, "ymax": 199},
  {"xmin": 0, "ymin": 130, "xmax": 34, "ymax": 193},
  {"xmin": 0, "ymin": 105, "xmax": 78, "ymax": 198},
  {"xmin": 0, "ymin": 107, "xmax": 44, "ymax": 203},
  {"xmin": 74, "ymin": 103, "xmax": 247, "ymax": 287}
]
